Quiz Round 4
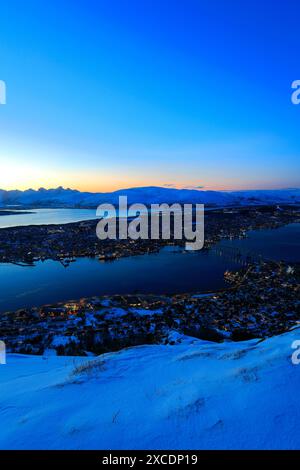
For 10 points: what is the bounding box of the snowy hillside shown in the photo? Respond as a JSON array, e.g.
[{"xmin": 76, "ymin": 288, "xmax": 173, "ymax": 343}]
[
  {"xmin": 0, "ymin": 186, "xmax": 299, "ymax": 208},
  {"xmin": 233, "ymin": 188, "xmax": 300, "ymax": 205},
  {"xmin": 0, "ymin": 328, "xmax": 300, "ymax": 450}
]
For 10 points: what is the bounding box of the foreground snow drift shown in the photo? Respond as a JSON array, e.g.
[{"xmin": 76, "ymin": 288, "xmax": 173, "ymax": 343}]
[{"xmin": 0, "ymin": 329, "xmax": 300, "ymax": 450}]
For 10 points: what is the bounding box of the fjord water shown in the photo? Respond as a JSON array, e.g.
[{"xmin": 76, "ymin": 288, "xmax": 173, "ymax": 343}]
[
  {"xmin": 0, "ymin": 208, "xmax": 99, "ymax": 228},
  {"xmin": 0, "ymin": 248, "xmax": 241, "ymax": 312},
  {"xmin": 0, "ymin": 221, "xmax": 298, "ymax": 313},
  {"xmin": 0, "ymin": 207, "xmax": 146, "ymax": 228},
  {"xmin": 220, "ymin": 222, "xmax": 300, "ymax": 263}
]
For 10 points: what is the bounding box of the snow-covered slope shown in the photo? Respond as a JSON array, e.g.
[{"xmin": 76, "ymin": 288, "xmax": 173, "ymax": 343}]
[
  {"xmin": 0, "ymin": 186, "xmax": 236, "ymax": 207},
  {"xmin": 0, "ymin": 328, "xmax": 300, "ymax": 450},
  {"xmin": 0, "ymin": 186, "xmax": 299, "ymax": 208},
  {"xmin": 233, "ymin": 188, "xmax": 300, "ymax": 205}
]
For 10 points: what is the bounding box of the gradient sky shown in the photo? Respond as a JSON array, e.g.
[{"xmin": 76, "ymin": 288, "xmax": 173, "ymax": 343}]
[{"xmin": 0, "ymin": 0, "xmax": 299, "ymax": 192}]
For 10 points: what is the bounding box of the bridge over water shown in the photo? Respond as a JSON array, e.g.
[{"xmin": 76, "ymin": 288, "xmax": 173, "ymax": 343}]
[{"xmin": 210, "ymin": 243, "xmax": 266, "ymax": 266}]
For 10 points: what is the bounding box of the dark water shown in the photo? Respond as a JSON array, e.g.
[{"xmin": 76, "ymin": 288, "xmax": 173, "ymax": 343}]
[
  {"xmin": 0, "ymin": 223, "xmax": 298, "ymax": 312},
  {"xmin": 0, "ymin": 247, "xmax": 240, "ymax": 312},
  {"xmin": 220, "ymin": 223, "xmax": 300, "ymax": 262}
]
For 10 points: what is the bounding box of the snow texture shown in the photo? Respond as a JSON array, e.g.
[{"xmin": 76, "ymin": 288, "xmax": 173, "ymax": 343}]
[{"xmin": 0, "ymin": 328, "xmax": 300, "ymax": 449}]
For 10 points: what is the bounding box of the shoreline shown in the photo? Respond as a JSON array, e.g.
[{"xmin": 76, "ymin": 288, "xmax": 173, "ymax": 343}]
[
  {"xmin": 0, "ymin": 210, "xmax": 34, "ymax": 217},
  {"xmin": 0, "ymin": 205, "xmax": 298, "ymax": 265},
  {"xmin": 1, "ymin": 259, "xmax": 298, "ymax": 355}
]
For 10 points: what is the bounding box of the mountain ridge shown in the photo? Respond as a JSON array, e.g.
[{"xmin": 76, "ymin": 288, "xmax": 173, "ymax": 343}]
[{"xmin": 0, "ymin": 186, "xmax": 299, "ymax": 208}]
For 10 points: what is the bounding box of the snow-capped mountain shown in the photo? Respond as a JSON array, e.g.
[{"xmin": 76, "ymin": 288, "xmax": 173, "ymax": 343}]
[{"xmin": 0, "ymin": 186, "xmax": 299, "ymax": 208}]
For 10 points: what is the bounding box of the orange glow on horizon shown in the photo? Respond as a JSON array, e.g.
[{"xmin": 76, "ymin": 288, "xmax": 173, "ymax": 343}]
[
  {"xmin": 0, "ymin": 160, "xmax": 296, "ymax": 193},
  {"xmin": 0, "ymin": 179, "xmax": 295, "ymax": 193}
]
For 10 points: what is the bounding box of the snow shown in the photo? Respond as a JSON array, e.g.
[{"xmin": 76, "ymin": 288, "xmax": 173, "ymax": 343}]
[
  {"xmin": 0, "ymin": 186, "xmax": 299, "ymax": 208},
  {"xmin": 104, "ymin": 307, "xmax": 128, "ymax": 318},
  {"xmin": 102, "ymin": 307, "xmax": 163, "ymax": 319},
  {"xmin": 51, "ymin": 335, "xmax": 80, "ymax": 347},
  {"xmin": 0, "ymin": 328, "xmax": 300, "ymax": 449},
  {"xmin": 129, "ymin": 308, "xmax": 163, "ymax": 316},
  {"xmin": 232, "ymin": 188, "xmax": 300, "ymax": 204}
]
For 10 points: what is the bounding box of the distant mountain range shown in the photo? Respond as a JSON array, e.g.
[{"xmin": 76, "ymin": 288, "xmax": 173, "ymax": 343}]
[{"xmin": 0, "ymin": 186, "xmax": 299, "ymax": 208}]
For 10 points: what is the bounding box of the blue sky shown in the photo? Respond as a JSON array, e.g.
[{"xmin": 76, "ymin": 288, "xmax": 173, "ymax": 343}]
[{"xmin": 0, "ymin": 0, "xmax": 299, "ymax": 191}]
